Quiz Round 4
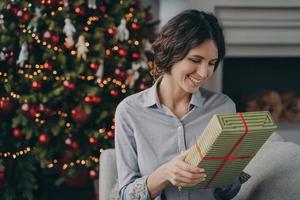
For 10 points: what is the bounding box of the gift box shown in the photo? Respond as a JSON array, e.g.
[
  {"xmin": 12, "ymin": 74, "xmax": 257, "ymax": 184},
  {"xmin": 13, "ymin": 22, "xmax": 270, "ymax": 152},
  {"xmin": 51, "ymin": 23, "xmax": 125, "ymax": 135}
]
[{"xmin": 184, "ymin": 111, "xmax": 277, "ymax": 189}]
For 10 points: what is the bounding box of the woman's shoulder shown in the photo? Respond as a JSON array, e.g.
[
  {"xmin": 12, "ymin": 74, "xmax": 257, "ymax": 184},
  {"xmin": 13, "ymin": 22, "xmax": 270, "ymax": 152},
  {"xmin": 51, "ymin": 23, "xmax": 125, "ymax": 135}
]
[{"xmin": 115, "ymin": 89, "xmax": 150, "ymax": 115}]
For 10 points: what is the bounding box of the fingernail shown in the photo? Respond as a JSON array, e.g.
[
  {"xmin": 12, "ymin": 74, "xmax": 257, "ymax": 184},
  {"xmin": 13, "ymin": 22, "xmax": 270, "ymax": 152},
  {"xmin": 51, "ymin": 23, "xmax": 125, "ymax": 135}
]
[{"xmin": 203, "ymin": 178, "xmax": 206, "ymax": 181}]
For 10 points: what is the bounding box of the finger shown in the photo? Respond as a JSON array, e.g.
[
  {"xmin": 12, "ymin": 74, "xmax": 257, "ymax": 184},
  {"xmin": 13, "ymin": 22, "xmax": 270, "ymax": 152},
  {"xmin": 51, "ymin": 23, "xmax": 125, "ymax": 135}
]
[
  {"xmin": 177, "ymin": 160, "xmax": 205, "ymax": 174},
  {"xmin": 177, "ymin": 170, "xmax": 207, "ymax": 180},
  {"xmin": 172, "ymin": 175, "xmax": 206, "ymax": 186},
  {"xmin": 180, "ymin": 179, "xmax": 206, "ymax": 188},
  {"xmin": 177, "ymin": 150, "xmax": 190, "ymax": 160}
]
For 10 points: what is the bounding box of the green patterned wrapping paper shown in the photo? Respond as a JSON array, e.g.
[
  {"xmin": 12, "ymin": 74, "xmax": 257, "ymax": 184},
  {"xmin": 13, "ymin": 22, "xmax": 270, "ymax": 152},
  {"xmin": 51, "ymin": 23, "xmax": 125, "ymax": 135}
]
[{"xmin": 184, "ymin": 111, "xmax": 277, "ymax": 189}]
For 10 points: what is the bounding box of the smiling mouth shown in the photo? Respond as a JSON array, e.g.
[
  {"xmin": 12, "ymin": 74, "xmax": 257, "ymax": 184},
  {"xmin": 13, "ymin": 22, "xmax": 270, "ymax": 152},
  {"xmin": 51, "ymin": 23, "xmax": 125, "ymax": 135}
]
[{"xmin": 187, "ymin": 75, "xmax": 203, "ymax": 86}]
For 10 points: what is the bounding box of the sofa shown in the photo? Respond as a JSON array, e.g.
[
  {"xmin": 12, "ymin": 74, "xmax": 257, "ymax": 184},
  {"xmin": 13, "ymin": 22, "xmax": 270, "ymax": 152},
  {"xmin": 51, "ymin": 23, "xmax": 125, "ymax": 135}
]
[{"xmin": 99, "ymin": 133, "xmax": 300, "ymax": 200}]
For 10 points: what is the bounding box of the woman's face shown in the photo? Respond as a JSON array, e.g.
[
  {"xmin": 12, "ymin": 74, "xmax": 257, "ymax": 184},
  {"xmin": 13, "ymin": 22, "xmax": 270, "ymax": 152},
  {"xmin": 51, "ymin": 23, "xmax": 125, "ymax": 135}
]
[{"xmin": 169, "ymin": 39, "xmax": 218, "ymax": 94}]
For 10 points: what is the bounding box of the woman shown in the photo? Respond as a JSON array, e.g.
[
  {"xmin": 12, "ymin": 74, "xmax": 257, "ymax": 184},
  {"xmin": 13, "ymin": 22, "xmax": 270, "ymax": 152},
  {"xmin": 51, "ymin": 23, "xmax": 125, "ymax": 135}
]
[{"xmin": 115, "ymin": 10, "xmax": 241, "ymax": 200}]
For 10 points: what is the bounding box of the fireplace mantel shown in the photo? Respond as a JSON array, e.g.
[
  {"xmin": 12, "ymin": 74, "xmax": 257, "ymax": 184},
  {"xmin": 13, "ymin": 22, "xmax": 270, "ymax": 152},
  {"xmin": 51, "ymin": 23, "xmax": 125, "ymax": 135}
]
[
  {"xmin": 203, "ymin": 0, "xmax": 300, "ymax": 92},
  {"xmin": 215, "ymin": 2, "xmax": 300, "ymax": 57}
]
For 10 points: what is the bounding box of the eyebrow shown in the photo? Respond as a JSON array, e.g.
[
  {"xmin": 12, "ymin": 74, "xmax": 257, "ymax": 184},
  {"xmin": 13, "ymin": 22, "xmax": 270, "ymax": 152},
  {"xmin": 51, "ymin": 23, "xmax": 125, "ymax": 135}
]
[{"xmin": 190, "ymin": 55, "xmax": 218, "ymax": 62}]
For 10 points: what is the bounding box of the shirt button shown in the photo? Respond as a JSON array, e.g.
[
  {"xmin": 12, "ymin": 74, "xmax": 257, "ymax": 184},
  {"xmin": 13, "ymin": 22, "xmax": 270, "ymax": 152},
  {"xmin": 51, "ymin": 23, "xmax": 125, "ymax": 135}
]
[{"xmin": 177, "ymin": 126, "xmax": 182, "ymax": 130}]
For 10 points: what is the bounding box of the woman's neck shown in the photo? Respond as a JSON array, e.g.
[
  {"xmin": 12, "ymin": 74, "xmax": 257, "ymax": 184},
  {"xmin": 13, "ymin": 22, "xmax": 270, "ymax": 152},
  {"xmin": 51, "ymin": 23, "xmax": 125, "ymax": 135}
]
[{"xmin": 157, "ymin": 74, "xmax": 191, "ymax": 111}]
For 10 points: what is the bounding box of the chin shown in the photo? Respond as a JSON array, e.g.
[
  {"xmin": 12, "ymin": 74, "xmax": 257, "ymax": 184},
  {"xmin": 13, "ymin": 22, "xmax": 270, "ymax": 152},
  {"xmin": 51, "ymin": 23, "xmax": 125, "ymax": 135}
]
[{"xmin": 183, "ymin": 86, "xmax": 199, "ymax": 94}]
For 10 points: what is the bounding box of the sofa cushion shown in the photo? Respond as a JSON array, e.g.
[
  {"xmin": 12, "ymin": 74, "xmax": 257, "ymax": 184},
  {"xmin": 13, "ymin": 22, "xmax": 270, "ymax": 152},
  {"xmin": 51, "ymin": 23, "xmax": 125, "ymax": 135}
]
[{"xmin": 234, "ymin": 140, "xmax": 300, "ymax": 200}]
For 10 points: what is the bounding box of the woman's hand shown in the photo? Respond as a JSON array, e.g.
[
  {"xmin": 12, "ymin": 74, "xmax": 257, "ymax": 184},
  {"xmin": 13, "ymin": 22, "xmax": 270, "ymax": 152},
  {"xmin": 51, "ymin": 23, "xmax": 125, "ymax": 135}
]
[
  {"xmin": 147, "ymin": 150, "xmax": 206, "ymax": 198},
  {"xmin": 162, "ymin": 150, "xmax": 207, "ymax": 188}
]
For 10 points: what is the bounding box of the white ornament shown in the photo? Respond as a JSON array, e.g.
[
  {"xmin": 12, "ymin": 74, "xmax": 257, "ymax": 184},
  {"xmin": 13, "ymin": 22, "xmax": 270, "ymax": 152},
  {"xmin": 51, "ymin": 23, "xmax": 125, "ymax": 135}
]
[
  {"xmin": 0, "ymin": 49, "xmax": 5, "ymax": 61},
  {"xmin": 16, "ymin": 10, "xmax": 23, "ymax": 17},
  {"xmin": 0, "ymin": 14, "xmax": 5, "ymax": 30},
  {"xmin": 16, "ymin": 42, "xmax": 29, "ymax": 67},
  {"xmin": 63, "ymin": 18, "xmax": 76, "ymax": 38},
  {"xmin": 63, "ymin": 0, "xmax": 69, "ymax": 9},
  {"xmin": 88, "ymin": 0, "xmax": 97, "ymax": 9},
  {"xmin": 96, "ymin": 59, "xmax": 104, "ymax": 78},
  {"xmin": 125, "ymin": 61, "xmax": 145, "ymax": 88},
  {"xmin": 116, "ymin": 18, "xmax": 129, "ymax": 42},
  {"xmin": 27, "ymin": 7, "xmax": 42, "ymax": 32},
  {"xmin": 75, "ymin": 35, "xmax": 88, "ymax": 60}
]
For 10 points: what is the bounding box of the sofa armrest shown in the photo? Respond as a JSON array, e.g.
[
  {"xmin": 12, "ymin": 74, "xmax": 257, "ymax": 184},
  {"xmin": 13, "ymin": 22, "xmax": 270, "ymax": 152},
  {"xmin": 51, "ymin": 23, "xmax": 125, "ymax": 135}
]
[{"xmin": 99, "ymin": 149, "xmax": 118, "ymax": 200}]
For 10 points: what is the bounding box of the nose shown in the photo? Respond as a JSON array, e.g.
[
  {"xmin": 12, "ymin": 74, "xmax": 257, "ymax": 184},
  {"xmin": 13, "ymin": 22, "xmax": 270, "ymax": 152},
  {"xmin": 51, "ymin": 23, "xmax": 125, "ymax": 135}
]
[{"xmin": 197, "ymin": 63, "xmax": 209, "ymax": 79}]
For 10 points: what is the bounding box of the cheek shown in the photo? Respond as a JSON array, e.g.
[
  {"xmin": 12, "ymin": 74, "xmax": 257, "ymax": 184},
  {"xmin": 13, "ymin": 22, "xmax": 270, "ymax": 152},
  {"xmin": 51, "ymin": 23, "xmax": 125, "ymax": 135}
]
[{"xmin": 208, "ymin": 68, "xmax": 215, "ymax": 77}]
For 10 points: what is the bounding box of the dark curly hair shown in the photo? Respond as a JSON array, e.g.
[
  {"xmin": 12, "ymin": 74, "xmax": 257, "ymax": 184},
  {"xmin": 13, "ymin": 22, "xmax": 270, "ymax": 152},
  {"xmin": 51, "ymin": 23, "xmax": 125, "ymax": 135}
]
[{"xmin": 149, "ymin": 9, "xmax": 225, "ymax": 80}]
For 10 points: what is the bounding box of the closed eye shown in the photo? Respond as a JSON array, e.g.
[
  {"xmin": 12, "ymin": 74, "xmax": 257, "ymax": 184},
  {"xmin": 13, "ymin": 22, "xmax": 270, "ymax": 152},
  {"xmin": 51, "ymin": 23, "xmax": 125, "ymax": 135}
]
[
  {"xmin": 189, "ymin": 58, "xmax": 201, "ymax": 64},
  {"xmin": 209, "ymin": 62, "xmax": 216, "ymax": 67}
]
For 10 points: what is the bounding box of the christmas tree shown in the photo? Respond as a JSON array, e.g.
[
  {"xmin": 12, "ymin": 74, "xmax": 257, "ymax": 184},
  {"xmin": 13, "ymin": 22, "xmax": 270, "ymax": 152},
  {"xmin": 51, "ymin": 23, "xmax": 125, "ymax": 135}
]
[{"xmin": 0, "ymin": 0, "xmax": 157, "ymax": 199}]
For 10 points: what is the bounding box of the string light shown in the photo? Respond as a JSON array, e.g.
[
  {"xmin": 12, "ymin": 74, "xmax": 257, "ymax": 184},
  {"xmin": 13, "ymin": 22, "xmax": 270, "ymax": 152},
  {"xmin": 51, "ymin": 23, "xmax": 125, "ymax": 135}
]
[
  {"xmin": 84, "ymin": 16, "xmax": 100, "ymax": 32},
  {"xmin": 16, "ymin": 63, "xmax": 127, "ymax": 91},
  {"xmin": 0, "ymin": 147, "xmax": 32, "ymax": 159},
  {"xmin": 20, "ymin": 25, "xmax": 63, "ymax": 53},
  {"xmin": 47, "ymin": 156, "xmax": 99, "ymax": 170}
]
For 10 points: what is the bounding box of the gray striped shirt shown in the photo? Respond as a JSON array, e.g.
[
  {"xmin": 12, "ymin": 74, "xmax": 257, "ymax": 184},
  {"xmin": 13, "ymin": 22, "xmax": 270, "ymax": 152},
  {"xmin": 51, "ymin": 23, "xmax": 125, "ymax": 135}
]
[{"xmin": 115, "ymin": 77, "xmax": 236, "ymax": 200}]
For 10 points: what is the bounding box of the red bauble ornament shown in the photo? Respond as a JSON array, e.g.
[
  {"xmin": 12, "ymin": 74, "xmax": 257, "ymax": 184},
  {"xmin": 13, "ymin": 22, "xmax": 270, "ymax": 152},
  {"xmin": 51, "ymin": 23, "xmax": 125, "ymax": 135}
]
[
  {"xmin": 89, "ymin": 63, "xmax": 99, "ymax": 71},
  {"xmin": 89, "ymin": 169, "xmax": 98, "ymax": 179},
  {"xmin": 118, "ymin": 47, "xmax": 127, "ymax": 57},
  {"xmin": 63, "ymin": 80, "xmax": 76, "ymax": 91},
  {"xmin": 39, "ymin": 133, "xmax": 49, "ymax": 144},
  {"xmin": 88, "ymin": 136, "xmax": 97, "ymax": 145},
  {"xmin": 132, "ymin": 52, "xmax": 141, "ymax": 59},
  {"xmin": 10, "ymin": 6, "xmax": 19, "ymax": 15},
  {"xmin": 107, "ymin": 27, "xmax": 116, "ymax": 35},
  {"xmin": 51, "ymin": 34, "xmax": 60, "ymax": 43},
  {"xmin": 44, "ymin": 62, "xmax": 53, "ymax": 70},
  {"xmin": 84, "ymin": 96, "xmax": 93, "ymax": 104},
  {"xmin": 71, "ymin": 141, "xmax": 79, "ymax": 150},
  {"xmin": 12, "ymin": 128, "xmax": 23, "ymax": 138},
  {"xmin": 0, "ymin": 170, "xmax": 5, "ymax": 186},
  {"xmin": 92, "ymin": 96, "xmax": 101, "ymax": 104},
  {"xmin": 32, "ymin": 80, "xmax": 42, "ymax": 90},
  {"xmin": 0, "ymin": 99, "xmax": 13, "ymax": 114},
  {"xmin": 71, "ymin": 108, "xmax": 89, "ymax": 124},
  {"xmin": 75, "ymin": 7, "xmax": 85, "ymax": 15},
  {"xmin": 22, "ymin": 12, "xmax": 30, "ymax": 22},
  {"xmin": 84, "ymin": 96, "xmax": 101, "ymax": 104},
  {"xmin": 98, "ymin": 5, "xmax": 106, "ymax": 13},
  {"xmin": 107, "ymin": 130, "xmax": 115, "ymax": 139},
  {"xmin": 131, "ymin": 22, "xmax": 140, "ymax": 30},
  {"xmin": 110, "ymin": 89, "xmax": 119, "ymax": 97},
  {"xmin": 29, "ymin": 108, "xmax": 37, "ymax": 118}
]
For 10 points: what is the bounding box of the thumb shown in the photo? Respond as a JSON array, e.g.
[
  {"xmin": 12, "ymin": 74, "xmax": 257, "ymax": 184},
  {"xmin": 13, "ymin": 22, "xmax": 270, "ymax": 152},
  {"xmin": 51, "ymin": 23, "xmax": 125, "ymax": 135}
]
[{"xmin": 177, "ymin": 149, "xmax": 190, "ymax": 160}]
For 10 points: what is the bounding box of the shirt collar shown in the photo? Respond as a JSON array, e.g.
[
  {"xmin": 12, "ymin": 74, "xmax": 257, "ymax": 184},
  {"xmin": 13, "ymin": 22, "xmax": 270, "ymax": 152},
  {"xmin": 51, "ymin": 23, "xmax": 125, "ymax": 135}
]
[
  {"xmin": 142, "ymin": 76, "xmax": 162, "ymax": 108},
  {"xmin": 142, "ymin": 76, "xmax": 204, "ymax": 108}
]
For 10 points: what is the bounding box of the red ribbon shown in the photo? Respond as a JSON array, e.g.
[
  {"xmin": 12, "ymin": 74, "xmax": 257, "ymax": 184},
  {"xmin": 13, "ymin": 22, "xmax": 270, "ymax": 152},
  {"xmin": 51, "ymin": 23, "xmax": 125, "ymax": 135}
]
[{"xmin": 195, "ymin": 113, "xmax": 250, "ymax": 189}]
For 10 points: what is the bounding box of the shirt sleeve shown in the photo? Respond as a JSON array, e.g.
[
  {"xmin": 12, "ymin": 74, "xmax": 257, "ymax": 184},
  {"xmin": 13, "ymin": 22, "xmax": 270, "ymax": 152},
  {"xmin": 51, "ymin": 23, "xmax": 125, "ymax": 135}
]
[{"xmin": 114, "ymin": 101, "xmax": 152, "ymax": 200}]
